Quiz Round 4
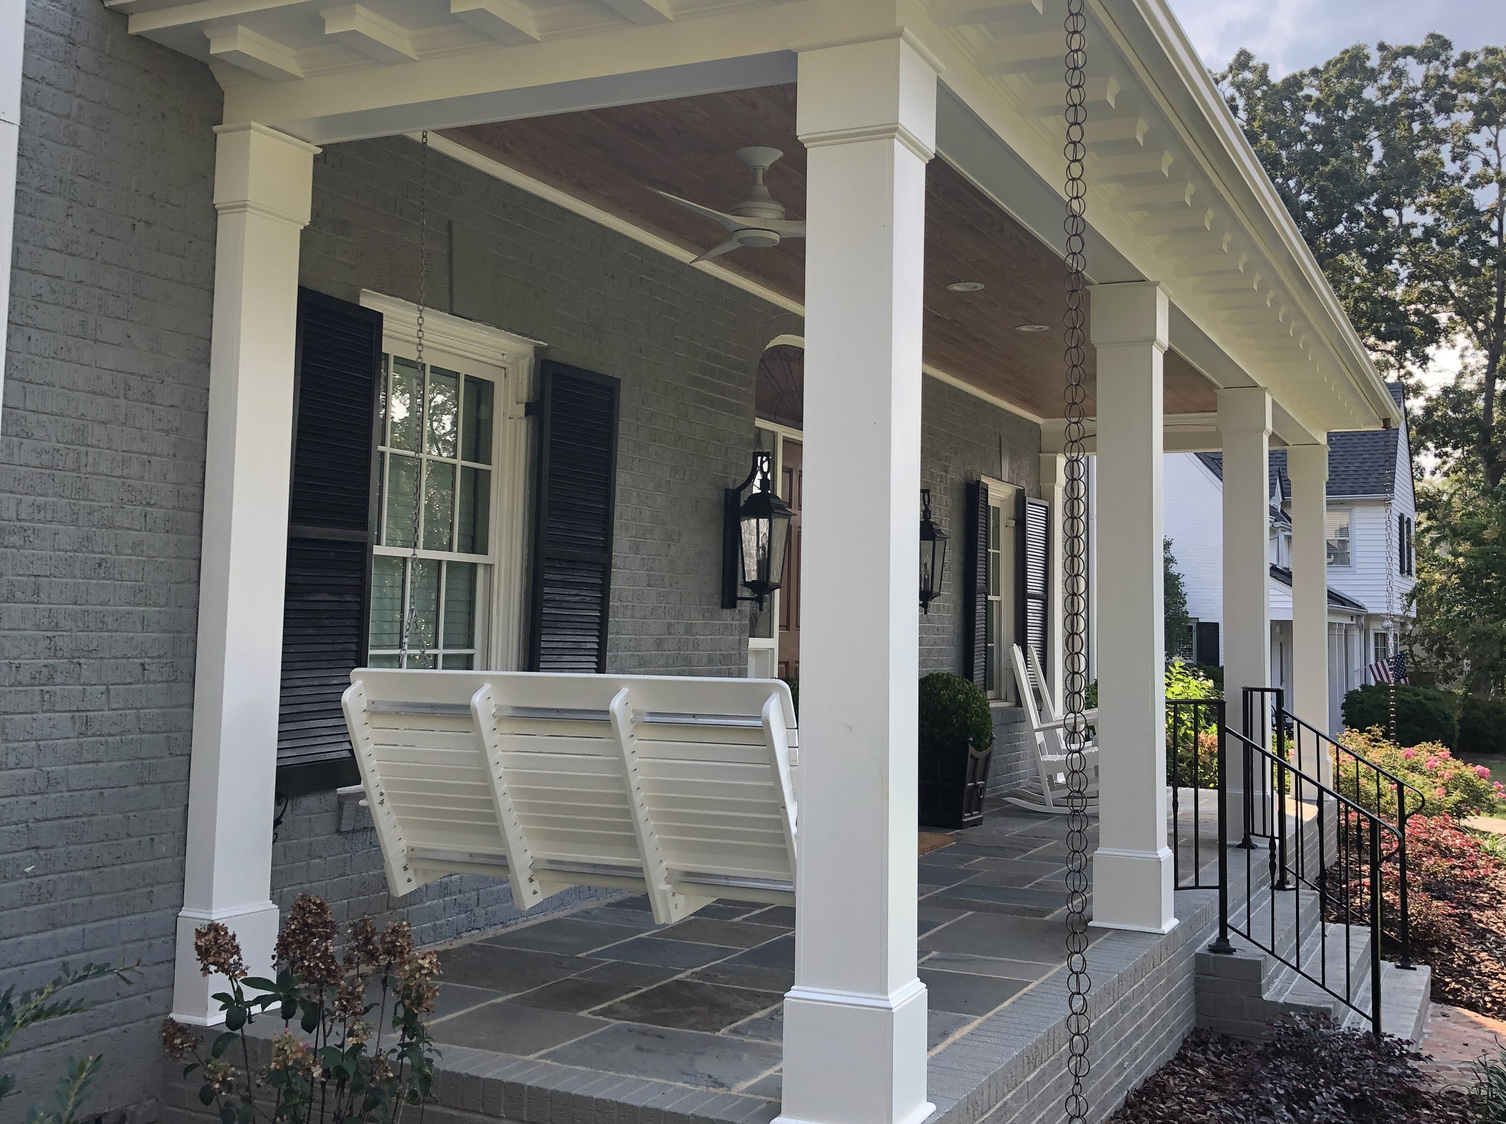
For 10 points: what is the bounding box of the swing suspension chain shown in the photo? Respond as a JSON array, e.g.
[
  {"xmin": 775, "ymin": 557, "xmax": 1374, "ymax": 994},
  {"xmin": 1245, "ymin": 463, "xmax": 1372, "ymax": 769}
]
[
  {"xmin": 399, "ymin": 130, "xmax": 432, "ymax": 666},
  {"xmin": 1061, "ymin": 3, "xmax": 1093, "ymax": 1122}
]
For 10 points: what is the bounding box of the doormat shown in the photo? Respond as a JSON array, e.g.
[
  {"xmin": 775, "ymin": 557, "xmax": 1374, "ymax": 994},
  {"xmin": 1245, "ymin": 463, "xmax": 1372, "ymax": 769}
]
[{"xmin": 918, "ymin": 832, "xmax": 955, "ymax": 856}]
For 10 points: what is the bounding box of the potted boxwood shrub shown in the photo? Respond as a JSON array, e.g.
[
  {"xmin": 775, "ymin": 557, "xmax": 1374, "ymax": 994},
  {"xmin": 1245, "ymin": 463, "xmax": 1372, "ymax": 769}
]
[{"xmin": 918, "ymin": 672, "xmax": 995, "ymax": 829}]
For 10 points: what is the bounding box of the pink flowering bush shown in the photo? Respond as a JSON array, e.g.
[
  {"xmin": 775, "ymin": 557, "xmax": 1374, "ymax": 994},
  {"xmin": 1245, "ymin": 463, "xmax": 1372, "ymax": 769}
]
[{"xmin": 1336, "ymin": 728, "xmax": 1501, "ymax": 819}]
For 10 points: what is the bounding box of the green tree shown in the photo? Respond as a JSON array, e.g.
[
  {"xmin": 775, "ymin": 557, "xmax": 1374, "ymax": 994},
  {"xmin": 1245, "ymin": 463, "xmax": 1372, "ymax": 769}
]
[
  {"xmin": 1410, "ymin": 474, "xmax": 1506, "ymax": 693},
  {"xmin": 1219, "ymin": 39, "xmax": 1506, "ymax": 483},
  {"xmin": 1165, "ymin": 538, "xmax": 1192, "ymax": 660}
]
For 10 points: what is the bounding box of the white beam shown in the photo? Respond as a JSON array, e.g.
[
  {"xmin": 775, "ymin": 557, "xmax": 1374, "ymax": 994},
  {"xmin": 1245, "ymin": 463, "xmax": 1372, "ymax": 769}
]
[
  {"xmin": 448, "ymin": 0, "xmax": 541, "ymax": 43},
  {"xmin": 782, "ymin": 34, "xmax": 937, "ymax": 1124},
  {"xmin": 0, "ymin": 0, "xmax": 20, "ymax": 436},
  {"xmin": 208, "ymin": 25, "xmax": 304, "ymax": 81},
  {"xmin": 1085, "ymin": 115, "xmax": 1149, "ymax": 148},
  {"xmin": 1091, "ymin": 280, "xmax": 1176, "ymax": 935},
  {"xmin": 929, "ymin": 0, "xmax": 1044, "ymax": 26},
  {"xmin": 1118, "ymin": 180, "xmax": 1195, "ymax": 209},
  {"xmin": 1026, "ymin": 74, "xmax": 1119, "ymax": 115},
  {"xmin": 598, "ymin": 0, "xmax": 673, "ymax": 24},
  {"xmin": 321, "ymin": 4, "xmax": 419, "ymax": 61},
  {"xmin": 174, "ymin": 123, "xmax": 318, "ymax": 1024},
  {"xmin": 128, "ymin": 0, "xmax": 304, "ymax": 35},
  {"xmin": 1092, "ymin": 149, "xmax": 1174, "ymax": 181},
  {"xmin": 975, "ymin": 30, "xmax": 1063, "ymax": 74}
]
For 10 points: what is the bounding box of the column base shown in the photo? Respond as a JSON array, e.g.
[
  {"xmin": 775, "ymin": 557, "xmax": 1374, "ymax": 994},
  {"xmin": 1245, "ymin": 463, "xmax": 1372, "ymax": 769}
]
[
  {"xmin": 1090, "ymin": 846, "xmax": 1178, "ymax": 934},
  {"xmin": 172, "ymin": 900, "xmax": 281, "ymax": 1024},
  {"xmin": 777, "ymin": 978, "xmax": 932, "ymax": 1124}
]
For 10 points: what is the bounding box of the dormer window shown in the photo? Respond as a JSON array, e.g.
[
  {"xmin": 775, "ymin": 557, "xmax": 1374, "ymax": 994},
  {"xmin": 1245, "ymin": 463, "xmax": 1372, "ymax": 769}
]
[{"xmin": 1326, "ymin": 510, "xmax": 1352, "ymax": 567}]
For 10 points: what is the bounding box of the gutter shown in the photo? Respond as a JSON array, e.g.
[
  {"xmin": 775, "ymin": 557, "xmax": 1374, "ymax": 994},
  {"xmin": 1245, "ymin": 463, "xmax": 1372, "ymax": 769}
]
[{"xmin": 0, "ymin": 0, "xmax": 20, "ymax": 431}]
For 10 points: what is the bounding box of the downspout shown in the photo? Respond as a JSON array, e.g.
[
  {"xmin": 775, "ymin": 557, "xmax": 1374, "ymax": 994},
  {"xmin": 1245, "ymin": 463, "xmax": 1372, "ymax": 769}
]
[{"xmin": 0, "ymin": 0, "xmax": 22, "ymax": 430}]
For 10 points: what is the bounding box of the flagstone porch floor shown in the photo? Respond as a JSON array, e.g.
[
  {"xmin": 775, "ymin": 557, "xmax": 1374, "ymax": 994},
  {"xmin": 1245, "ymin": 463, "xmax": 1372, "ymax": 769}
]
[{"xmin": 415, "ymin": 803, "xmax": 1220, "ymax": 1124}]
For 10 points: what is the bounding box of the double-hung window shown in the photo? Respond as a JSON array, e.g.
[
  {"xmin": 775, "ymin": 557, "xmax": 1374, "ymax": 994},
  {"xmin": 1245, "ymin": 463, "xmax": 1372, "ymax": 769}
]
[
  {"xmin": 981, "ymin": 481, "xmax": 1018, "ymax": 702},
  {"xmin": 1325, "ymin": 510, "xmax": 1352, "ymax": 567},
  {"xmin": 370, "ymin": 353, "xmax": 498, "ymax": 668}
]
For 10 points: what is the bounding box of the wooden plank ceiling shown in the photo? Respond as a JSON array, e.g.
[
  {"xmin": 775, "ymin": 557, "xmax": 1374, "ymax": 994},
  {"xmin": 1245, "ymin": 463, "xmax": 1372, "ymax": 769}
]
[{"xmin": 445, "ymin": 84, "xmax": 1218, "ymax": 419}]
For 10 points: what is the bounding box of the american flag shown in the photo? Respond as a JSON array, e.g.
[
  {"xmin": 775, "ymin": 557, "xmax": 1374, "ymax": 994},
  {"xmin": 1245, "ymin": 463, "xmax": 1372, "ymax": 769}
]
[{"xmin": 1368, "ymin": 652, "xmax": 1410, "ymax": 685}]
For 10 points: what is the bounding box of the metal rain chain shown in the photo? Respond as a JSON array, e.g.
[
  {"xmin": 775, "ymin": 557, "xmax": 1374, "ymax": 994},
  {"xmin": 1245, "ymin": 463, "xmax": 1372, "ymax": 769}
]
[
  {"xmin": 399, "ymin": 130, "xmax": 433, "ymax": 669},
  {"xmin": 1060, "ymin": 4, "xmax": 1094, "ymax": 1123}
]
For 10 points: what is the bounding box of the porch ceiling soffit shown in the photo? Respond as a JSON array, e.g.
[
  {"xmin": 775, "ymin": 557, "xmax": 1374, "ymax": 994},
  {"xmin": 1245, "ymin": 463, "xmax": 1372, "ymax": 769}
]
[
  {"xmin": 440, "ymin": 83, "xmax": 1221, "ymax": 421},
  {"xmin": 114, "ymin": 0, "xmax": 1388, "ymax": 433}
]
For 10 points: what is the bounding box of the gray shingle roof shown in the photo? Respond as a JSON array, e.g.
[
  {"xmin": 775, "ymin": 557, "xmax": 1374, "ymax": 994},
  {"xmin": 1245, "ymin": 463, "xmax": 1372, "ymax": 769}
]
[
  {"xmin": 1194, "ymin": 384, "xmax": 1408, "ymax": 500},
  {"xmin": 1269, "ymin": 565, "xmax": 1368, "ymax": 612}
]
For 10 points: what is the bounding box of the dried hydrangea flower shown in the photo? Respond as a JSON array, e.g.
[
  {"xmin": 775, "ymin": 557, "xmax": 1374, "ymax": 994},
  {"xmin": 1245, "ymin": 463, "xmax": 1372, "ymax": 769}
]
[
  {"xmin": 160, "ymin": 1018, "xmax": 200, "ymax": 1061},
  {"xmin": 378, "ymin": 920, "xmax": 414, "ymax": 967},
  {"xmin": 203, "ymin": 1057, "xmax": 237, "ymax": 1096},
  {"xmin": 270, "ymin": 1030, "xmax": 316, "ymax": 1079},
  {"xmin": 333, "ymin": 978, "xmax": 366, "ymax": 1021},
  {"xmin": 275, "ymin": 895, "xmax": 341, "ymax": 984},
  {"xmin": 194, "ymin": 923, "xmax": 247, "ymax": 981},
  {"xmin": 345, "ymin": 916, "xmax": 381, "ymax": 971}
]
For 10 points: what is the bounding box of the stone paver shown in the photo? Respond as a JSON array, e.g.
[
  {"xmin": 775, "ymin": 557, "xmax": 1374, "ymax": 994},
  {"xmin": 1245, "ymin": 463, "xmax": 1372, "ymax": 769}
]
[{"xmin": 423, "ymin": 804, "xmax": 1112, "ymax": 1108}]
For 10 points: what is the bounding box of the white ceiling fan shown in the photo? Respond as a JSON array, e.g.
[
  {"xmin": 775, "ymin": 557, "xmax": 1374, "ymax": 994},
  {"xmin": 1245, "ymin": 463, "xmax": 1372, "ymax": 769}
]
[{"xmin": 654, "ymin": 146, "xmax": 805, "ymax": 263}]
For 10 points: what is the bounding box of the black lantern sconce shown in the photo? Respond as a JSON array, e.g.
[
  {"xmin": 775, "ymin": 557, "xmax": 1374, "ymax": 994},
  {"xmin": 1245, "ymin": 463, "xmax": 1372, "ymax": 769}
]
[
  {"xmin": 722, "ymin": 451, "xmax": 794, "ymax": 610},
  {"xmin": 919, "ymin": 488, "xmax": 948, "ymax": 614}
]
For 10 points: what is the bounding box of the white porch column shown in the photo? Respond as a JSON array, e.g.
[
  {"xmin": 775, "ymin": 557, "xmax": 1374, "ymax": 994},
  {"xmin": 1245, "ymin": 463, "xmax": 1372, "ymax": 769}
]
[
  {"xmin": 1040, "ymin": 452, "xmax": 1067, "ymax": 698},
  {"xmin": 1218, "ymin": 388, "xmax": 1273, "ymax": 732},
  {"xmin": 173, "ymin": 123, "xmax": 317, "ymax": 1023},
  {"xmin": 782, "ymin": 36, "xmax": 936, "ymax": 1124},
  {"xmin": 1090, "ymin": 281, "xmax": 1175, "ymax": 934},
  {"xmin": 1287, "ymin": 442, "xmax": 1332, "ymax": 775}
]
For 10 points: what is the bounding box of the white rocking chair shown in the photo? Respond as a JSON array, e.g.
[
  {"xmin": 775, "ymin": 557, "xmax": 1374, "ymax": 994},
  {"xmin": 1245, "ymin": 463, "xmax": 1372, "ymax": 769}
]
[
  {"xmin": 1005, "ymin": 644, "xmax": 1101, "ymax": 814},
  {"xmin": 342, "ymin": 670, "xmax": 799, "ymax": 926}
]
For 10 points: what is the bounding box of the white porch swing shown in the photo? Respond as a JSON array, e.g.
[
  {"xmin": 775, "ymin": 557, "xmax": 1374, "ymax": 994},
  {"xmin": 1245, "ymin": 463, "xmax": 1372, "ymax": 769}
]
[{"xmin": 342, "ymin": 133, "xmax": 799, "ymax": 928}]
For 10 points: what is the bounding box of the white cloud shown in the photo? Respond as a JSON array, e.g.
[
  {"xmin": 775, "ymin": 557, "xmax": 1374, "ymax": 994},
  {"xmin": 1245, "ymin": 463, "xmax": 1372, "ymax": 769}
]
[{"xmin": 1169, "ymin": 0, "xmax": 1499, "ymax": 75}]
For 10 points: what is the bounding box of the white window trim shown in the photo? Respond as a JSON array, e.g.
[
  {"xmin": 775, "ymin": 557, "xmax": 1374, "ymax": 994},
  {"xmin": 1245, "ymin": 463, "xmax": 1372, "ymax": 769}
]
[
  {"xmin": 1325, "ymin": 507, "xmax": 1353, "ymax": 569},
  {"xmin": 983, "ymin": 475, "xmax": 1020, "ymax": 704},
  {"xmin": 748, "ymin": 417, "xmax": 803, "ymax": 677},
  {"xmin": 360, "ymin": 291, "xmax": 540, "ymax": 671}
]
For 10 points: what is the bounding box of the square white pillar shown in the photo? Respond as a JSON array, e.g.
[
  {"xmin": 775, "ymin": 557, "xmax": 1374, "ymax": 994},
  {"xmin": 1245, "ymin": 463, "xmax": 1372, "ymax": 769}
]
[
  {"xmin": 1287, "ymin": 442, "xmax": 1332, "ymax": 775},
  {"xmin": 1089, "ymin": 281, "xmax": 1176, "ymax": 934},
  {"xmin": 173, "ymin": 123, "xmax": 318, "ymax": 1024},
  {"xmin": 1217, "ymin": 388, "xmax": 1273, "ymax": 729},
  {"xmin": 781, "ymin": 35, "xmax": 937, "ymax": 1124}
]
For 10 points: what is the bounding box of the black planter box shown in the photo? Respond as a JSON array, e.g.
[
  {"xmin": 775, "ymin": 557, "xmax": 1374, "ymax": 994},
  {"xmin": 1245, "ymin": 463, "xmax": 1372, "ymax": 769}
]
[{"xmin": 918, "ymin": 739, "xmax": 993, "ymax": 830}]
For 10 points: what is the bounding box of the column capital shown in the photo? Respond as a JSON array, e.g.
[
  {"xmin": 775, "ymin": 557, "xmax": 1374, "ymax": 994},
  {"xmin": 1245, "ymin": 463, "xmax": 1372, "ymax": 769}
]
[
  {"xmin": 1285, "ymin": 440, "xmax": 1329, "ymax": 482},
  {"xmin": 213, "ymin": 123, "xmax": 320, "ymax": 226},
  {"xmin": 1217, "ymin": 385, "xmax": 1272, "ymax": 436},
  {"xmin": 1089, "ymin": 281, "xmax": 1169, "ymax": 349},
  {"xmin": 796, "ymin": 35, "xmax": 938, "ymax": 162}
]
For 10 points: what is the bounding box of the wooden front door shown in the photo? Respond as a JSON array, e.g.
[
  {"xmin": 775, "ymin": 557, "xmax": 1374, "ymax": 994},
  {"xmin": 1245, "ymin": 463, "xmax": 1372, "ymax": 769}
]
[{"xmin": 778, "ymin": 438, "xmax": 802, "ymax": 679}]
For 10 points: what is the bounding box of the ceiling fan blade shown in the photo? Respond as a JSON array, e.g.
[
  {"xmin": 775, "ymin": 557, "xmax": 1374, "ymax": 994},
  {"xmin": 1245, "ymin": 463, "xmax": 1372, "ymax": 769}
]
[
  {"xmin": 691, "ymin": 238, "xmax": 745, "ymax": 263},
  {"xmin": 652, "ymin": 189, "xmax": 743, "ymax": 232},
  {"xmin": 760, "ymin": 218, "xmax": 806, "ymax": 237}
]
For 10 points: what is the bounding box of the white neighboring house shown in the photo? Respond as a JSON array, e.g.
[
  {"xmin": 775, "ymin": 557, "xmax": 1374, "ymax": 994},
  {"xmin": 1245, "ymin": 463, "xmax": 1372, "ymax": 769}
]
[{"xmin": 1164, "ymin": 384, "xmax": 1417, "ymax": 732}]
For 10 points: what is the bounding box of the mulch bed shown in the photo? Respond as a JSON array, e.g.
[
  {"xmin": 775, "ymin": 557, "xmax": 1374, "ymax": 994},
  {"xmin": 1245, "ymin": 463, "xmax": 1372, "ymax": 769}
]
[
  {"xmin": 1323, "ymin": 815, "xmax": 1506, "ymax": 1018},
  {"xmin": 1109, "ymin": 1021, "xmax": 1473, "ymax": 1123}
]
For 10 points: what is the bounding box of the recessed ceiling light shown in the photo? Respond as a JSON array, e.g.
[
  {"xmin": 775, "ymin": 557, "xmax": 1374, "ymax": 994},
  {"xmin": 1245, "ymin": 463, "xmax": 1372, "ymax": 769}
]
[
  {"xmin": 946, "ymin": 281, "xmax": 985, "ymax": 293},
  {"xmin": 1016, "ymin": 323, "xmax": 1051, "ymax": 333}
]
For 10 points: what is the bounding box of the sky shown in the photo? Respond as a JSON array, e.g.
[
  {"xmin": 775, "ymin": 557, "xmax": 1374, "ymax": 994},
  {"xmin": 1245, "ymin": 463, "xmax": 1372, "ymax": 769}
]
[
  {"xmin": 1170, "ymin": 0, "xmax": 1502, "ymax": 399},
  {"xmin": 1170, "ymin": 0, "xmax": 1502, "ymax": 77}
]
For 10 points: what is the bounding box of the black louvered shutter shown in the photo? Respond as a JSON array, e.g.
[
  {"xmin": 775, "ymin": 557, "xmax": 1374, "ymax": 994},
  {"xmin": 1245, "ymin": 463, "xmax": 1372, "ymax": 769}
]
[
  {"xmin": 1195, "ymin": 621, "xmax": 1220, "ymax": 666},
  {"xmin": 529, "ymin": 362, "xmax": 619, "ymax": 672},
  {"xmin": 277, "ymin": 289, "xmax": 381, "ymax": 788},
  {"xmin": 962, "ymin": 481, "xmax": 990, "ymax": 688},
  {"xmin": 1017, "ymin": 495, "xmax": 1049, "ymax": 669}
]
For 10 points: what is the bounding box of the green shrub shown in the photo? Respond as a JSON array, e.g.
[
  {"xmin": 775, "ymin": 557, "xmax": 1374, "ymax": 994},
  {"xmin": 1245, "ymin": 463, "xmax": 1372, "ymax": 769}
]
[
  {"xmin": 918, "ymin": 672, "xmax": 993, "ymax": 752},
  {"xmin": 1165, "ymin": 661, "xmax": 1221, "ymax": 787},
  {"xmin": 1337, "ymin": 727, "xmax": 1502, "ymax": 818},
  {"xmin": 1342, "ymin": 683, "xmax": 1458, "ymax": 749},
  {"xmin": 1459, "ymin": 693, "xmax": 1506, "ymax": 757}
]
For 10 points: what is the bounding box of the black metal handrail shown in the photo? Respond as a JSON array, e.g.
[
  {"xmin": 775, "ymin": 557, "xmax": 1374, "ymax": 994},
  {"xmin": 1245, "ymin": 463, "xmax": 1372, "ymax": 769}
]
[
  {"xmin": 1220, "ymin": 719, "xmax": 1399, "ymax": 1036},
  {"xmin": 1282, "ymin": 705, "xmax": 1425, "ymax": 969},
  {"xmin": 1167, "ymin": 698, "xmax": 1224, "ymax": 891}
]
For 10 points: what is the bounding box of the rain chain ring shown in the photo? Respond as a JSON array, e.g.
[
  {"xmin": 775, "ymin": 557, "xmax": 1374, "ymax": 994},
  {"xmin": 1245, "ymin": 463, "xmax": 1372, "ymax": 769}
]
[
  {"xmin": 1061, "ymin": 3, "xmax": 1093, "ymax": 1123},
  {"xmin": 399, "ymin": 130, "xmax": 432, "ymax": 666}
]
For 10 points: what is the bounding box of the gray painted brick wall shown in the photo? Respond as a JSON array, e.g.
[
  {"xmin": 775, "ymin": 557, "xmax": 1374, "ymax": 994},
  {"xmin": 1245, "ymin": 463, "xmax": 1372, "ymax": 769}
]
[
  {"xmin": 0, "ymin": 0, "xmax": 222, "ymax": 1118},
  {"xmin": 1, "ymin": 75, "xmax": 1050, "ymax": 1124}
]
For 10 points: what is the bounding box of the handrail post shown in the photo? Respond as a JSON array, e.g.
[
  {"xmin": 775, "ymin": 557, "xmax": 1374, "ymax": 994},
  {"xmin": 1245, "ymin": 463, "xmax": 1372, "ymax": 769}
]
[
  {"xmin": 1369, "ymin": 822, "xmax": 1384, "ymax": 1037},
  {"xmin": 1210, "ymin": 700, "xmax": 1234, "ymax": 954},
  {"xmin": 1396, "ymin": 781, "xmax": 1414, "ymax": 970}
]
